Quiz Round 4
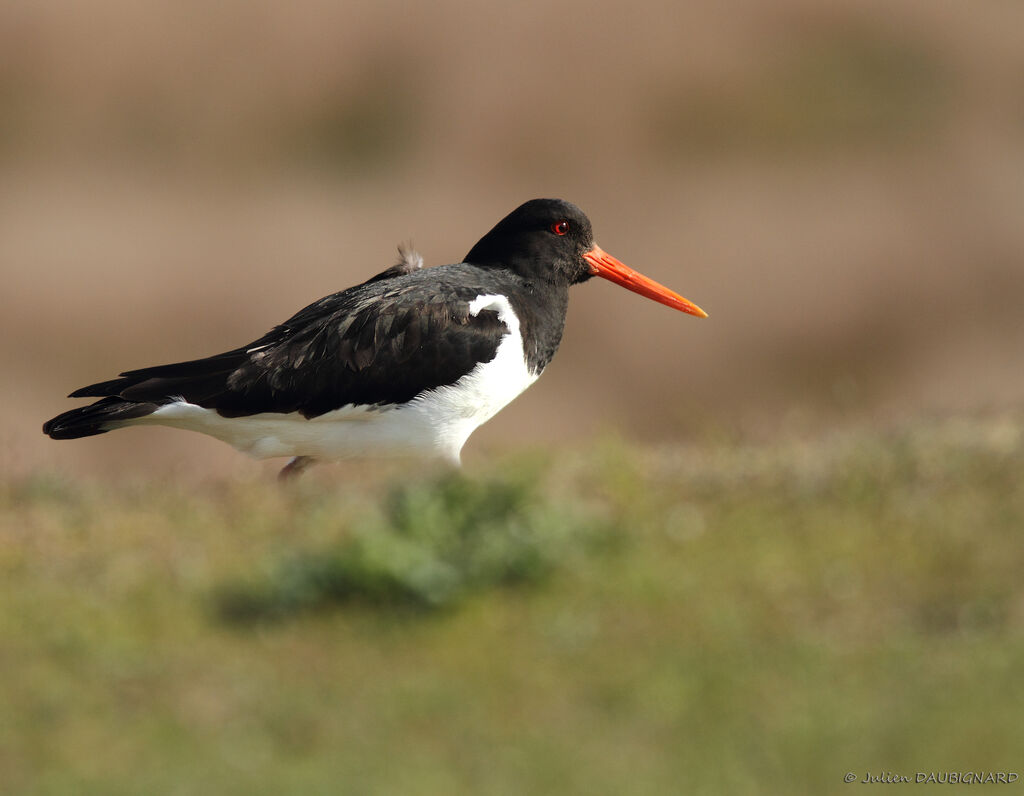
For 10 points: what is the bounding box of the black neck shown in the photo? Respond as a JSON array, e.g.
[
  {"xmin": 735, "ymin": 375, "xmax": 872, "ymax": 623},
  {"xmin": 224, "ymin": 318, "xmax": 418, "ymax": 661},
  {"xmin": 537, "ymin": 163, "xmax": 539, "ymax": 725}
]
[{"xmin": 504, "ymin": 277, "xmax": 570, "ymax": 374}]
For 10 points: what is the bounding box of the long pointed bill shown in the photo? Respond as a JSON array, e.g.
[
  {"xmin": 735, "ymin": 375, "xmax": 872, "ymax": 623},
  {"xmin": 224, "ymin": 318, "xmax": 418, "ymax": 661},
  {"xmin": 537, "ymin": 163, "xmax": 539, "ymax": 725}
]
[{"xmin": 583, "ymin": 245, "xmax": 708, "ymax": 318}]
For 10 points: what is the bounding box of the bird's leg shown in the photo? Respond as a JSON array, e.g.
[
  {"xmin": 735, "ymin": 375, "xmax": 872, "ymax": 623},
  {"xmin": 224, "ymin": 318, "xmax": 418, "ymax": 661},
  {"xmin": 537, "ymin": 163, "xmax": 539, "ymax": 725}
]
[{"xmin": 278, "ymin": 455, "xmax": 316, "ymax": 482}]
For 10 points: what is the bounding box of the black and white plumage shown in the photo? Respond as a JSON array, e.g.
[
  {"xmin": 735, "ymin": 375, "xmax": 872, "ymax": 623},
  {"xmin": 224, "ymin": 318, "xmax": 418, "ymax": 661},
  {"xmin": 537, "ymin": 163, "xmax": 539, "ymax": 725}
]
[{"xmin": 43, "ymin": 198, "xmax": 707, "ymax": 476}]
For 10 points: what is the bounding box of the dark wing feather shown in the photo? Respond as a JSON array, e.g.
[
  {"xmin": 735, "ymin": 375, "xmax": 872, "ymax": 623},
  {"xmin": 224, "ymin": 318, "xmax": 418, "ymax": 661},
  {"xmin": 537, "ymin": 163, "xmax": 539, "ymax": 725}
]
[{"xmin": 66, "ymin": 265, "xmax": 510, "ymax": 419}]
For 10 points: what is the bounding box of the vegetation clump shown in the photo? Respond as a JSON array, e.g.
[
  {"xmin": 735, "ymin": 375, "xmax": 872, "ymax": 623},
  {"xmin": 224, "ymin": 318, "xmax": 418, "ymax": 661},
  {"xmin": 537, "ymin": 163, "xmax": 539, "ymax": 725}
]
[{"xmin": 215, "ymin": 471, "xmax": 611, "ymax": 620}]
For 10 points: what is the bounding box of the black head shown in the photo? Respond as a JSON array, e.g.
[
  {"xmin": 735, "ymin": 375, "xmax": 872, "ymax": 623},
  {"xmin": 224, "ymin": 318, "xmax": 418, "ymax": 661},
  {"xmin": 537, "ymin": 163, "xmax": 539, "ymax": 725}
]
[
  {"xmin": 465, "ymin": 198, "xmax": 709, "ymax": 317},
  {"xmin": 464, "ymin": 199, "xmax": 596, "ymax": 286}
]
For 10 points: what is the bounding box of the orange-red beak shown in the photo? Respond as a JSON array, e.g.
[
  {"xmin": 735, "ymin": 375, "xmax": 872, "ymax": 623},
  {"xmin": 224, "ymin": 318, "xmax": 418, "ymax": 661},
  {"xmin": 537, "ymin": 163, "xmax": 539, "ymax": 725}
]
[{"xmin": 583, "ymin": 245, "xmax": 708, "ymax": 318}]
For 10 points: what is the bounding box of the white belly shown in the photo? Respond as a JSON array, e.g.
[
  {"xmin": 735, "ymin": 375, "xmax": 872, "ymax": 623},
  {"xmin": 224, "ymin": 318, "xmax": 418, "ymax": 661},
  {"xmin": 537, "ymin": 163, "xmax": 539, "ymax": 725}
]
[{"xmin": 134, "ymin": 294, "xmax": 538, "ymax": 464}]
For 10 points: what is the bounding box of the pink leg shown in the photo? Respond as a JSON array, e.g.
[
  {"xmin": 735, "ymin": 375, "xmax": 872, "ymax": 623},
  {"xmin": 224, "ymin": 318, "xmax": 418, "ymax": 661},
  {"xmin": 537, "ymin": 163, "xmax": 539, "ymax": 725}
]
[{"xmin": 278, "ymin": 455, "xmax": 316, "ymax": 481}]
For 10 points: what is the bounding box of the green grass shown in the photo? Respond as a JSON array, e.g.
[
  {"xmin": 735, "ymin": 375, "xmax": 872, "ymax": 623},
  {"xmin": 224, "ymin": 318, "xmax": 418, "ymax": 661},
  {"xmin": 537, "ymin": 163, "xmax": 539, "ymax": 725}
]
[
  {"xmin": 214, "ymin": 468, "xmax": 614, "ymax": 619},
  {"xmin": 2, "ymin": 416, "xmax": 1023, "ymax": 794}
]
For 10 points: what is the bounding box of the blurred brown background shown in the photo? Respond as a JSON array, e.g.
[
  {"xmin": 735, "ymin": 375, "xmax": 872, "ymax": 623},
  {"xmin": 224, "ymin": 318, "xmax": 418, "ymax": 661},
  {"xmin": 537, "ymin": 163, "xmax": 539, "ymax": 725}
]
[{"xmin": 3, "ymin": 0, "xmax": 1023, "ymax": 479}]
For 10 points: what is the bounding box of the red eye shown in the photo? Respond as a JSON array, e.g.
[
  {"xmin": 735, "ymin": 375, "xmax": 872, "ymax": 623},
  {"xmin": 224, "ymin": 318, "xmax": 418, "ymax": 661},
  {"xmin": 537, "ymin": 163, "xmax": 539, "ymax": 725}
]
[{"xmin": 551, "ymin": 220, "xmax": 569, "ymax": 236}]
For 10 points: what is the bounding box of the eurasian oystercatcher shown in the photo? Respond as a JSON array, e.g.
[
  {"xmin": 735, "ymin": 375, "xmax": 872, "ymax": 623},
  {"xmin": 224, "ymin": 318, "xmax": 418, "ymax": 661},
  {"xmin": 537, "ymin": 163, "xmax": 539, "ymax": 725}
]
[{"xmin": 43, "ymin": 199, "xmax": 707, "ymax": 477}]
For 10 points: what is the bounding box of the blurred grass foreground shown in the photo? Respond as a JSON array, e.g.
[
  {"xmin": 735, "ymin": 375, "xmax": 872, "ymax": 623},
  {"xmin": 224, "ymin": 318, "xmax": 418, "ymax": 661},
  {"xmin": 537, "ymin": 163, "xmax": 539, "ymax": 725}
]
[
  {"xmin": 215, "ymin": 471, "xmax": 614, "ymax": 620},
  {"xmin": 2, "ymin": 415, "xmax": 1023, "ymax": 794}
]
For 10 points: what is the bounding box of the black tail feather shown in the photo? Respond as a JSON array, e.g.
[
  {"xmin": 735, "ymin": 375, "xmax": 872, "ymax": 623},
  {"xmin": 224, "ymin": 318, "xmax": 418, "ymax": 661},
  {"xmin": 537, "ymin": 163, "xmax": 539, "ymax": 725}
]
[
  {"xmin": 43, "ymin": 397, "xmax": 160, "ymax": 440},
  {"xmin": 48, "ymin": 348, "xmax": 248, "ymax": 440},
  {"xmin": 68, "ymin": 377, "xmax": 139, "ymax": 398},
  {"xmin": 69, "ymin": 349, "xmax": 249, "ymax": 399}
]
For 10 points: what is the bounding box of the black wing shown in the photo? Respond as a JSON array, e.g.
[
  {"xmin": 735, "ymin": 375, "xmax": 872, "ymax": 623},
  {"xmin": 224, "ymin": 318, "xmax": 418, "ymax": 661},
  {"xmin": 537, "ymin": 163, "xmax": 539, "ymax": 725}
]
[{"xmin": 68, "ymin": 264, "xmax": 509, "ymax": 419}]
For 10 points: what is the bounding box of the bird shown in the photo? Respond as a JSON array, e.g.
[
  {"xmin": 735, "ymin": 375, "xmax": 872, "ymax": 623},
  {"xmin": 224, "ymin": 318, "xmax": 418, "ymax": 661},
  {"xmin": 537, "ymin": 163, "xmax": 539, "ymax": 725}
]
[{"xmin": 42, "ymin": 198, "xmax": 707, "ymax": 478}]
